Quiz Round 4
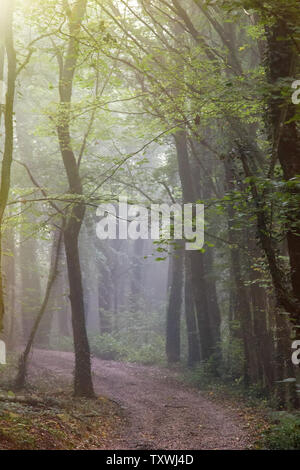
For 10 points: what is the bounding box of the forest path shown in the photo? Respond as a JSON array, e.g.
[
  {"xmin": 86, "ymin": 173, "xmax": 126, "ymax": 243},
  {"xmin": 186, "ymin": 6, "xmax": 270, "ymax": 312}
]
[{"xmin": 31, "ymin": 349, "xmax": 254, "ymax": 450}]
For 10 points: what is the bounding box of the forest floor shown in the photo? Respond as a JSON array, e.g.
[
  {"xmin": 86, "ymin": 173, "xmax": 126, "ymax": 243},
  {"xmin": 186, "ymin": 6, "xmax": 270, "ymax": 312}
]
[
  {"xmin": 14, "ymin": 349, "xmax": 263, "ymax": 450},
  {"xmin": 0, "ymin": 353, "xmax": 123, "ymax": 450}
]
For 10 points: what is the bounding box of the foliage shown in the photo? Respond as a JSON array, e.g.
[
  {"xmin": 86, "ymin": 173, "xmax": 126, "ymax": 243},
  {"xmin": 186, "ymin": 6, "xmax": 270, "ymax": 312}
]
[
  {"xmin": 124, "ymin": 335, "xmax": 166, "ymax": 365},
  {"xmin": 1, "ymin": 0, "xmax": 299, "ymax": 437},
  {"xmin": 89, "ymin": 333, "xmax": 166, "ymax": 366},
  {"xmin": 183, "ymin": 354, "xmax": 270, "ymax": 408},
  {"xmin": 49, "ymin": 332, "xmax": 166, "ymax": 366},
  {"xmin": 261, "ymin": 412, "xmax": 300, "ymax": 450},
  {"xmin": 221, "ymin": 335, "xmax": 245, "ymax": 381},
  {"xmin": 89, "ymin": 334, "xmax": 125, "ymax": 361}
]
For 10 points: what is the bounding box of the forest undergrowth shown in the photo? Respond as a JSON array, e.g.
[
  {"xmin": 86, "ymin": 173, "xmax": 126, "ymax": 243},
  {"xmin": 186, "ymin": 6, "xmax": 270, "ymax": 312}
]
[{"xmin": 0, "ymin": 355, "xmax": 124, "ymax": 450}]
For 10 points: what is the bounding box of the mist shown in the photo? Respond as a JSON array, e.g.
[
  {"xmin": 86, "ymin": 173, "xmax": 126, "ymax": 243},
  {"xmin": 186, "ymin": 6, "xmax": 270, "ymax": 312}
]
[{"xmin": 0, "ymin": 0, "xmax": 299, "ymax": 452}]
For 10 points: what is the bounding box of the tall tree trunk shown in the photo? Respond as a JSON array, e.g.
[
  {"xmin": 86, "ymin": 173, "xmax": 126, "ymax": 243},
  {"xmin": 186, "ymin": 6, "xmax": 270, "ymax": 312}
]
[
  {"xmin": 184, "ymin": 253, "xmax": 201, "ymax": 366},
  {"xmin": 166, "ymin": 245, "xmax": 183, "ymax": 363},
  {"xmin": 203, "ymin": 239, "xmax": 221, "ymax": 349},
  {"xmin": 58, "ymin": 263, "xmax": 71, "ymax": 338},
  {"xmin": 266, "ymin": 18, "xmax": 300, "ymax": 309},
  {"xmin": 0, "ymin": 0, "xmax": 16, "ymax": 331},
  {"xmin": 224, "ymin": 156, "xmax": 254, "ymax": 385},
  {"xmin": 64, "ymin": 223, "xmax": 94, "ymax": 396},
  {"xmin": 174, "ymin": 130, "xmax": 214, "ymax": 360},
  {"xmin": 56, "ymin": 0, "xmax": 94, "ymax": 397},
  {"xmin": 247, "ymin": 231, "xmax": 275, "ymax": 392},
  {"xmin": 190, "ymin": 140, "xmax": 221, "ymax": 351}
]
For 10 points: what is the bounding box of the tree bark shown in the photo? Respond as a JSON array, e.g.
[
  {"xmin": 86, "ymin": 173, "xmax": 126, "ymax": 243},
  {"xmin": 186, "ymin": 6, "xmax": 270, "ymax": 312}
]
[
  {"xmin": 55, "ymin": 0, "xmax": 94, "ymax": 397},
  {"xmin": 184, "ymin": 253, "xmax": 201, "ymax": 366},
  {"xmin": 174, "ymin": 130, "xmax": 215, "ymax": 360},
  {"xmin": 166, "ymin": 245, "xmax": 183, "ymax": 363},
  {"xmin": 266, "ymin": 18, "xmax": 300, "ymax": 308},
  {"xmin": 0, "ymin": 0, "xmax": 16, "ymax": 331}
]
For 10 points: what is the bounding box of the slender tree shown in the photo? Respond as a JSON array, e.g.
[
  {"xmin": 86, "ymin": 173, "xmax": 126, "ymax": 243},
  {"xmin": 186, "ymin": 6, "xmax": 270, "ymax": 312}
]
[
  {"xmin": 55, "ymin": 0, "xmax": 94, "ymax": 397},
  {"xmin": 0, "ymin": 0, "xmax": 16, "ymax": 332}
]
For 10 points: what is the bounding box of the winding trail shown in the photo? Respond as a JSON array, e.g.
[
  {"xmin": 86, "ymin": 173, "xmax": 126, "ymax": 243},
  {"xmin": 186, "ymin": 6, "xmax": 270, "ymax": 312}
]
[{"xmin": 30, "ymin": 349, "xmax": 254, "ymax": 450}]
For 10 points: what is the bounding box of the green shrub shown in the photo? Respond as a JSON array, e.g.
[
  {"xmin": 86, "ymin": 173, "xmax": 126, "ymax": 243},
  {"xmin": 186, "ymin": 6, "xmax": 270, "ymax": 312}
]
[
  {"xmin": 262, "ymin": 412, "xmax": 300, "ymax": 450},
  {"xmin": 89, "ymin": 334, "xmax": 125, "ymax": 360},
  {"xmin": 126, "ymin": 335, "xmax": 165, "ymax": 365},
  {"xmin": 48, "ymin": 331, "xmax": 166, "ymax": 366},
  {"xmin": 88, "ymin": 332, "xmax": 165, "ymax": 365},
  {"xmin": 221, "ymin": 336, "xmax": 245, "ymax": 381}
]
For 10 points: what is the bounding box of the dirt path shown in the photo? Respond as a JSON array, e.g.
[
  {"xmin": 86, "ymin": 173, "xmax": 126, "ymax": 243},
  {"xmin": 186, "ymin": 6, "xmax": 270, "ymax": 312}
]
[{"xmin": 30, "ymin": 350, "xmax": 254, "ymax": 450}]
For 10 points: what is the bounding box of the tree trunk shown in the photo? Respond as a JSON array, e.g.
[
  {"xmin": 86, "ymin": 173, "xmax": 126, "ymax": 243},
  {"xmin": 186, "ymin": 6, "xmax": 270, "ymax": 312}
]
[
  {"xmin": 0, "ymin": 0, "xmax": 16, "ymax": 331},
  {"xmin": 174, "ymin": 129, "xmax": 215, "ymax": 360},
  {"xmin": 64, "ymin": 220, "xmax": 94, "ymax": 397},
  {"xmin": 55, "ymin": 0, "xmax": 94, "ymax": 397},
  {"xmin": 224, "ymin": 156, "xmax": 254, "ymax": 385},
  {"xmin": 166, "ymin": 245, "xmax": 183, "ymax": 363},
  {"xmin": 266, "ymin": 18, "xmax": 300, "ymax": 308},
  {"xmin": 184, "ymin": 253, "xmax": 201, "ymax": 366}
]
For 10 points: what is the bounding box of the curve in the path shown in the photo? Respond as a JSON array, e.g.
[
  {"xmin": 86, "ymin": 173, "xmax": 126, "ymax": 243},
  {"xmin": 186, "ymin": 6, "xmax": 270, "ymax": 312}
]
[{"xmin": 30, "ymin": 349, "xmax": 253, "ymax": 450}]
